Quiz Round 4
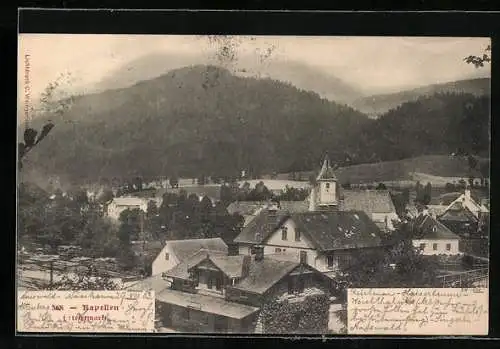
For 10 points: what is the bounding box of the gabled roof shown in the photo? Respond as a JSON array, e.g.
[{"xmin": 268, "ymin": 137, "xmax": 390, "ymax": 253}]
[
  {"xmin": 289, "ymin": 211, "xmax": 385, "ymax": 251},
  {"xmin": 125, "ymin": 274, "xmax": 170, "ymax": 293},
  {"xmin": 341, "ymin": 190, "xmax": 397, "ymax": 214},
  {"xmin": 164, "ymin": 249, "xmax": 227, "ymax": 280},
  {"xmin": 167, "ymin": 238, "xmax": 228, "ymax": 262},
  {"xmin": 231, "ymin": 258, "xmax": 300, "ymax": 294},
  {"xmin": 443, "ymin": 191, "xmax": 489, "ymax": 220},
  {"xmin": 440, "ymin": 206, "xmax": 478, "ymax": 223},
  {"xmin": 413, "ymin": 214, "xmax": 459, "ymax": 240},
  {"xmin": 233, "ymin": 208, "xmax": 289, "ymax": 244},
  {"xmin": 189, "ymin": 254, "xmax": 250, "ymax": 278}
]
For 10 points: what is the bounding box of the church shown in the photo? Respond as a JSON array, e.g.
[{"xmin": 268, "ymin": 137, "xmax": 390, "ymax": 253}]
[{"xmin": 232, "ymin": 155, "xmax": 393, "ymax": 275}]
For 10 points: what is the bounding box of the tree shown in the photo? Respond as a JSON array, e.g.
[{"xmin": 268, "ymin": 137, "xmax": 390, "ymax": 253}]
[
  {"xmin": 468, "ymin": 155, "xmax": 478, "ymax": 171},
  {"xmin": 18, "ymin": 122, "xmax": 55, "ymax": 170},
  {"xmin": 444, "ymin": 182, "xmax": 456, "ymax": 193},
  {"xmin": 169, "ymin": 175, "xmax": 179, "ymax": 189},
  {"xmin": 422, "ymin": 182, "xmax": 432, "ymax": 205},
  {"xmin": 464, "ymin": 45, "xmax": 491, "ymax": 68},
  {"xmin": 376, "ymin": 183, "xmax": 387, "ymax": 190}
]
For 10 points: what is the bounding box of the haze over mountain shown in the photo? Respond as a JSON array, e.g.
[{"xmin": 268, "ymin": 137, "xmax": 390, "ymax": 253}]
[
  {"xmin": 93, "ymin": 53, "xmax": 366, "ymax": 105},
  {"xmin": 351, "ymin": 77, "xmax": 491, "ymax": 116}
]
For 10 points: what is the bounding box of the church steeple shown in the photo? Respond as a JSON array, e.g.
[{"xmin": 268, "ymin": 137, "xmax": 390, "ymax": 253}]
[{"xmin": 309, "ymin": 154, "xmax": 339, "ymax": 211}]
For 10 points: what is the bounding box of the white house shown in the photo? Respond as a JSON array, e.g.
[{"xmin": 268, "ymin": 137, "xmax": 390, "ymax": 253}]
[
  {"xmin": 105, "ymin": 196, "xmax": 149, "ymax": 220},
  {"xmin": 411, "ymin": 213, "xmax": 461, "ymax": 256},
  {"xmin": 233, "ymin": 205, "xmax": 386, "ymax": 275},
  {"xmin": 151, "ymin": 238, "xmax": 228, "ymax": 276}
]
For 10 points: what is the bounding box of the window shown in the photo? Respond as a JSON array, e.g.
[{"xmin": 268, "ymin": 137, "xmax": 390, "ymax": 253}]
[
  {"xmin": 295, "ymin": 230, "xmax": 301, "ymax": 241},
  {"xmin": 300, "ymin": 251, "xmax": 308, "ymax": 264},
  {"xmin": 275, "ymin": 248, "xmax": 282, "ymax": 253},
  {"xmin": 207, "ymin": 277, "xmax": 213, "ymax": 289},
  {"xmin": 288, "ymin": 276, "xmax": 305, "ymax": 295},
  {"xmin": 446, "ymin": 243, "xmax": 451, "ymax": 251},
  {"xmin": 165, "ymin": 252, "xmax": 169, "ymax": 261},
  {"xmin": 282, "ymin": 226, "xmax": 288, "ymax": 240},
  {"xmin": 325, "ymin": 183, "xmax": 330, "ymax": 191},
  {"xmin": 215, "ymin": 277, "xmax": 222, "ymax": 291},
  {"xmin": 433, "ymin": 243, "xmax": 438, "ymax": 251},
  {"xmin": 327, "ymin": 255, "xmax": 334, "ymax": 269},
  {"xmin": 419, "ymin": 243, "xmax": 426, "ymax": 250}
]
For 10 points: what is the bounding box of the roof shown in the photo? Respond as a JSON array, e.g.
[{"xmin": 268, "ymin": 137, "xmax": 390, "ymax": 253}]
[
  {"xmin": 290, "ymin": 211, "xmax": 385, "ymax": 251},
  {"xmin": 439, "ymin": 206, "xmax": 478, "ymax": 223},
  {"xmin": 413, "ymin": 214, "xmax": 460, "ymax": 240},
  {"xmin": 226, "ymin": 201, "xmax": 266, "ymax": 216},
  {"xmin": 111, "ymin": 197, "xmax": 147, "ymax": 206},
  {"xmin": 125, "ymin": 274, "xmax": 170, "ymax": 294},
  {"xmin": 164, "ymin": 249, "xmax": 227, "ymax": 280},
  {"xmin": 340, "ymin": 190, "xmax": 397, "ymax": 214},
  {"xmin": 208, "ymin": 255, "xmax": 249, "ymax": 278},
  {"xmin": 317, "ymin": 156, "xmax": 337, "ymax": 181},
  {"xmin": 156, "ymin": 288, "xmax": 259, "ymax": 319},
  {"xmin": 439, "ymin": 192, "xmax": 462, "ymax": 205},
  {"xmin": 231, "ymin": 258, "xmax": 300, "ymax": 294},
  {"xmin": 426, "ymin": 205, "xmax": 448, "ymax": 217},
  {"xmin": 233, "ymin": 208, "xmax": 289, "ymax": 244},
  {"xmin": 167, "ymin": 238, "xmax": 228, "ymax": 262},
  {"xmin": 158, "ymin": 185, "xmax": 222, "ymax": 201},
  {"xmin": 227, "ymin": 201, "xmax": 310, "ymax": 216}
]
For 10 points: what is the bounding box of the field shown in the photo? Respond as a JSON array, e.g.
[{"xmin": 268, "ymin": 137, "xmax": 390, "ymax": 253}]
[{"xmin": 274, "ymin": 155, "xmax": 486, "ymax": 186}]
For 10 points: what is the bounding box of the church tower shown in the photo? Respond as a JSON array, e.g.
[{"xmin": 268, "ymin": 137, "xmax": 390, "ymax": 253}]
[{"xmin": 309, "ymin": 154, "xmax": 339, "ymax": 211}]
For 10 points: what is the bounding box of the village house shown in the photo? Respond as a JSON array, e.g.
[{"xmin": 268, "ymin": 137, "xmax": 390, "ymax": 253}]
[
  {"xmin": 152, "ymin": 247, "xmax": 334, "ymax": 333},
  {"xmin": 411, "ymin": 212, "xmax": 461, "ymax": 256},
  {"xmin": 151, "ymin": 238, "xmax": 228, "ymax": 276},
  {"xmin": 157, "ymin": 185, "xmax": 222, "ymax": 205},
  {"xmin": 438, "ymin": 188, "xmax": 489, "ymax": 237},
  {"xmin": 233, "ymin": 207, "xmax": 387, "ymax": 275},
  {"xmin": 226, "ymin": 155, "xmax": 399, "ymax": 233},
  {"xmin": 104, "ymin": 196, "xmax": 150, "ymax": 220}
]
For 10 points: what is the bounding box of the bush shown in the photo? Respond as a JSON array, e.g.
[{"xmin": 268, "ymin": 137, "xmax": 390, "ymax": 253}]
[{"xmin": 261, "ymin": 293, "xmax": 330, "ymax": 334}]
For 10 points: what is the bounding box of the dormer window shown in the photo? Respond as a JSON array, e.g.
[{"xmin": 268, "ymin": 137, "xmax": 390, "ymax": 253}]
[
  {"xmin": 165, "ymin": 253, "xmax": 169, "ymax": 261},
  {"xmin": 282, "ymin": 226, "xmax": 288, "ymax": 240}
]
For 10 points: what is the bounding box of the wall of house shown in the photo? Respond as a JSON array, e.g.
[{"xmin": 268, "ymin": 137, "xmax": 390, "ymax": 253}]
[
  {"xmin": 158, "ymin": 302, "xmax": 245, "ymax": 333},
  {"xmin": 151, "ymin": 244, "xmax": 179, "ymax": 276},
  {"xmin": 412, "ymin": 239, "xmax": 461, "ymax": 255},
  {"xmin": 239, "ymin": 245, "xmax": 252, "ymax": 255}
]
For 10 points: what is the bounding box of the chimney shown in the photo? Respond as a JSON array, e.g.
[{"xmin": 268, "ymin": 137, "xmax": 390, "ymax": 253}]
[{"xmin": 254, "ymin": 245, "xmax": 264, "ymax": 261}]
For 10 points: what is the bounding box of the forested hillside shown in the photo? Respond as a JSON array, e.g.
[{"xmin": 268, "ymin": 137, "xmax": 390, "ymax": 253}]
[{"xmin": 21, "ymin": 65, "xmax": 490, "ymax": 185}]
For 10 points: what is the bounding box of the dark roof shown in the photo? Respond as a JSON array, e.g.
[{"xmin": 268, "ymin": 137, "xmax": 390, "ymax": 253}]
[
  {"xmin": 233, "ymin": 208, "xmax": 289, "ymax": 244},
  {"xmin": 280, "ymin": 201, "xmax": 310, "ymax": 213},
  {"xmin": 413, "ymin": 214, "xmax": 460, "ymax": 239},
  {"xmin": 290, "ymin": 211, "xmax": 385, "ymax": 251},
  {"xmin": 231, "ymin": 258, "xmax": 299, "ymax": 294},
  {"xmin": 439, "ymin": 192, "xmax": 462, "ymax": 205},
  {"xmin": 167, "ymin": 238, "xmax": 228, "ymax": 262},
  {"xmin": 341, "ymin": 190, "xmax": 396, "ymax": 214},
  {"xmin": 158, "ymin": 185, "xmax": 221, "ymax": 201},
  {"xmin": 439, "ymin": 206, "xmax": 478, "ymax": 223}
]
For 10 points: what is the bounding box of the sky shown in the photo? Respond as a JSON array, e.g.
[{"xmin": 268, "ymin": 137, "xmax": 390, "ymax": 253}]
[{"xmin": 18, "ymin": 35, "xmax": 490, "ymax": 112}]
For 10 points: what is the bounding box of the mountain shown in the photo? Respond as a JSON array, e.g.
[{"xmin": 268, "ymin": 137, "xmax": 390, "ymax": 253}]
[
  {"xmin": 22, "ymin": 65, "xmax": 370, "ymax": 183},
  {"xmin": 351, "ymin": 78, "xmax": 491, "ymax": 117},
  {"xmin": 93, "ymin": 53, "xmax": 365, "ymax": 105}
]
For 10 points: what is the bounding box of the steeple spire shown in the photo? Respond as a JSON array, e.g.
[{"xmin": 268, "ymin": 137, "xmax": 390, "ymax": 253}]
[{"xmin": 316, "ymin": 153, "xmax": 337, "ymax": 181}]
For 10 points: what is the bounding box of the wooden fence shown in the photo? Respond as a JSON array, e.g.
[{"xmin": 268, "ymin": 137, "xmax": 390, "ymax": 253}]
[{"xmin": 436, "ymin": 268, "xmax": 488, "ymax": 288}]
